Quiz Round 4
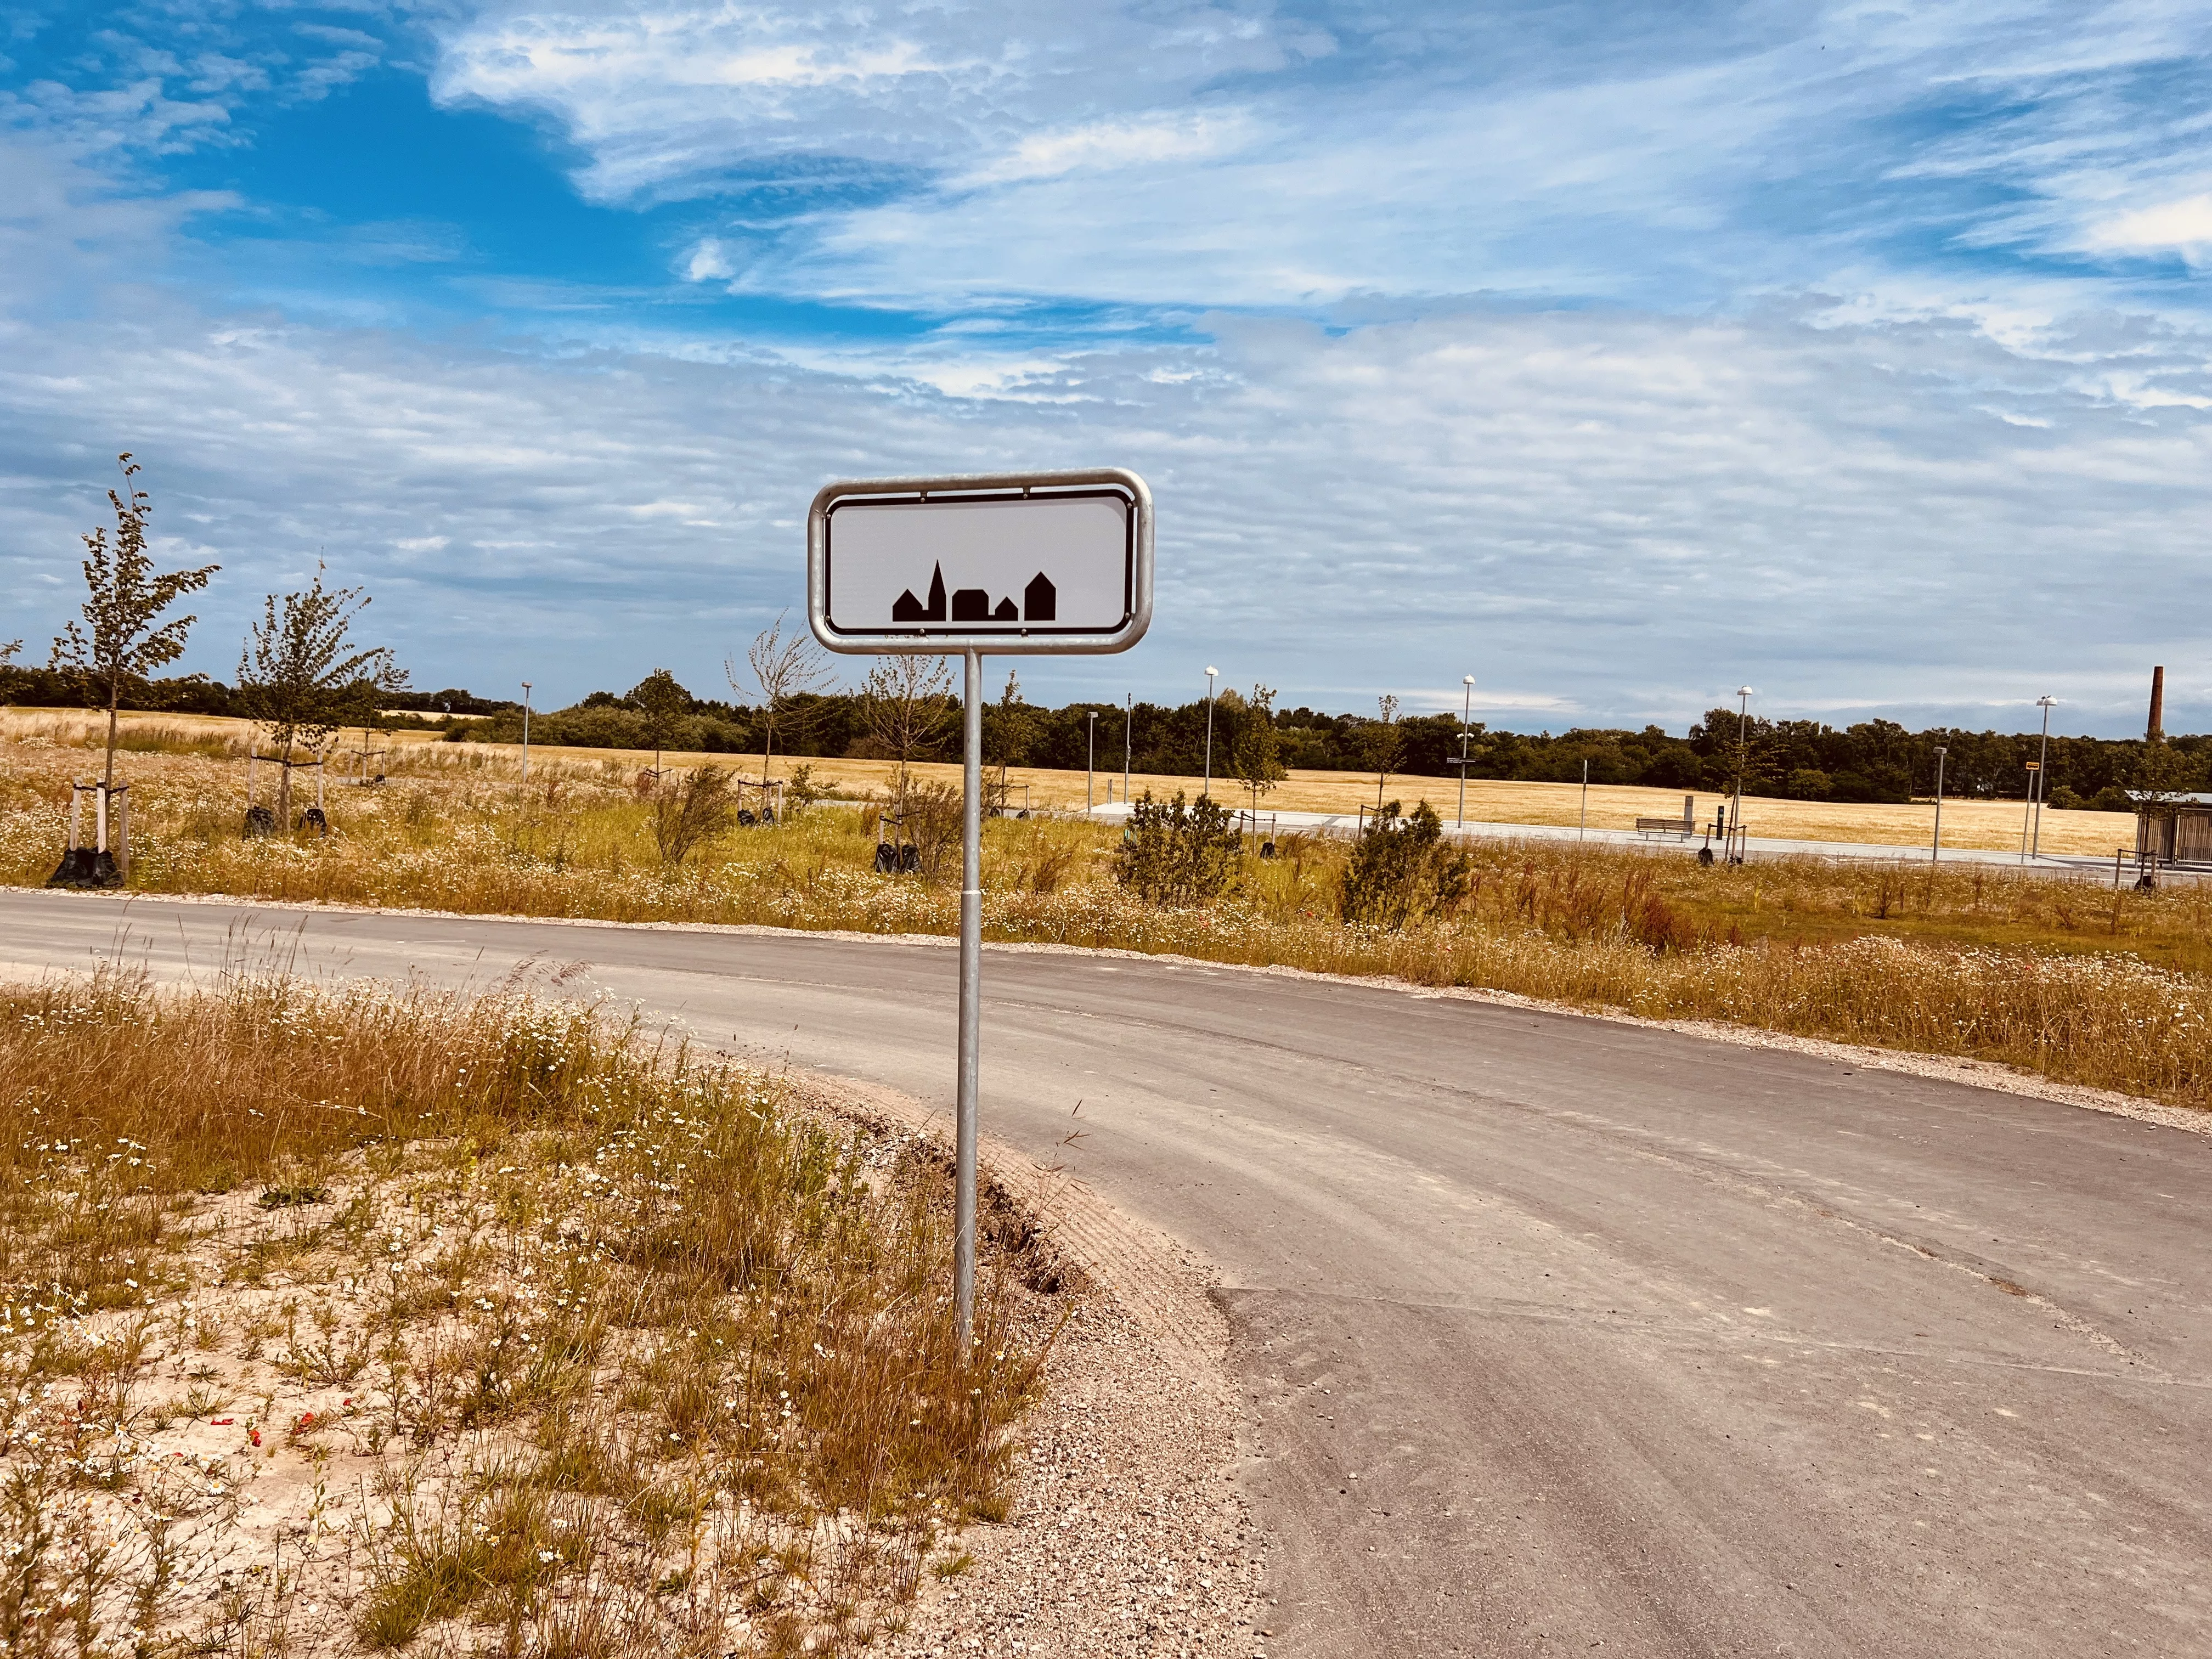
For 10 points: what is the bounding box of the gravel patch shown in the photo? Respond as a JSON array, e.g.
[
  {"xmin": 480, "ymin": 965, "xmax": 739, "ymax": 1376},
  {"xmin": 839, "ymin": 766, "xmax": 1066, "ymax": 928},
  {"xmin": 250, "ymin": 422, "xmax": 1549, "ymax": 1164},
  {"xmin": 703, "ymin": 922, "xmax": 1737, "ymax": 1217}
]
[
  {"xmin": 802, "ymin": 1074, "xmax": 1271, "ymax": 1659},
  {"xmin": 883, "ymin": 1295, "xmax": 1265, "ymax": 1659}
]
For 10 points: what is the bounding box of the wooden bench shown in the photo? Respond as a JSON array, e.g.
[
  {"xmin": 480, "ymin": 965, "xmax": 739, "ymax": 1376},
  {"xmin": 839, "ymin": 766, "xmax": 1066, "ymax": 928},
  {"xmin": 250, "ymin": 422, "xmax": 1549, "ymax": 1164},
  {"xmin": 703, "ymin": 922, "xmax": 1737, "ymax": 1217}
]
[{"xmin": 1635, "ymin": 816, "xmax": 1694, "ymax": 839}]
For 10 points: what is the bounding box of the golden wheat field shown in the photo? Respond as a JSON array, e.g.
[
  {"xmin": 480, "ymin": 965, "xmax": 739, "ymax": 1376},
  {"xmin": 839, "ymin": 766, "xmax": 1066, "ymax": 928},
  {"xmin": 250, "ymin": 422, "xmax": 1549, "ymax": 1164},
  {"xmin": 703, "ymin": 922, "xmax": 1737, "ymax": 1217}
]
[{"xmin": 0, "ymin": 708, "xmax": 2135, "ymax": 854}]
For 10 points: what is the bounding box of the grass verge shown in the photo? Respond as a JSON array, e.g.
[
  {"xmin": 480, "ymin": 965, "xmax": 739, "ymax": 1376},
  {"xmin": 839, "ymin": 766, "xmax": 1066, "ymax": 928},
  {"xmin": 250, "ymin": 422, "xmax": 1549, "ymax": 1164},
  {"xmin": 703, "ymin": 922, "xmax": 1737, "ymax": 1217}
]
[
  {"xmin": 7, "ymin": 736, "xmax": 2212, "ymax": 1110},
  {"xmin": 0, "ymin": 964, "xmax": 1049, "ymax": 1657}
]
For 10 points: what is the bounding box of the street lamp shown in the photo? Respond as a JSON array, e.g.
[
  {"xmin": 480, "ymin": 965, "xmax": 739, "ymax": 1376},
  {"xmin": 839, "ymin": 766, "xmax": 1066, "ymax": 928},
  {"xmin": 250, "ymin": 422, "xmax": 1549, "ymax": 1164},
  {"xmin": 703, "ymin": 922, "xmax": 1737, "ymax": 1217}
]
[
  {"xmin": 520, "ymin": 681, "xmax": 533, "ymax": 783},
  {"xmin": 1730, "ymin": 686, "xmax": 1752, "ymax": 862},
  {"xmin": 2032, "ymin": 695, "xmax": 2056, "ymax": 859},
  {"xmin": 1931, "ymin": 746, "xmax": 1947, "ymax": 866},
  {"xmin": 1124, "ymin": 692, "xmax": 1132, "ymax": 804},
  {"xmin": 1087, "ymin": 710, "xmax": 1097, "ymax": 811},
  {"xmin": 1203, "ymin": 666, "xmax": 1219, "ymax": 798},
  {"xmin": 1457, "ymin": 674, "xmax": 1475, "ymax": 827}
]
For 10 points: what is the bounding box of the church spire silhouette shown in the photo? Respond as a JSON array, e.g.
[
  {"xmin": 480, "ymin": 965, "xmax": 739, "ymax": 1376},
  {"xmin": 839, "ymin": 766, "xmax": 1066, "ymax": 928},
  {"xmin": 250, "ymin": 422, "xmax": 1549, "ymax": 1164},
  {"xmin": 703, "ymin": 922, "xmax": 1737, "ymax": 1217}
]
[
  {"xmin": 892, "ymin": 562, "xmax": 948, "ymax": 623},
  {"xmin": 889, "ymin": 563, "xmax": 1057, "ymax": 625}
]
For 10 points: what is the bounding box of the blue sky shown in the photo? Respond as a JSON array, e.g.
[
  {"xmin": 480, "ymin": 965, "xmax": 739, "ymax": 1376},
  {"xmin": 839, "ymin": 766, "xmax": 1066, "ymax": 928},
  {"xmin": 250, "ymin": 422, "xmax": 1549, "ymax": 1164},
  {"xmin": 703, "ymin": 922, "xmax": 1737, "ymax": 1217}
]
[{"xmin": 7, "ymin": 1, "xmax": 2212, "ymax": 732}]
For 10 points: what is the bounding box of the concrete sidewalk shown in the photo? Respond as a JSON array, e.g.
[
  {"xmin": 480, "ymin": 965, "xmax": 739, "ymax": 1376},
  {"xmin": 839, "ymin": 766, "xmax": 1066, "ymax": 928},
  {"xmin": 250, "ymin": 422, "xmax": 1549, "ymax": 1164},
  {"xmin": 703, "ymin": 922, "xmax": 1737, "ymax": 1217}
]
[{"xmin": 1075, "ymin": 799, "xmax": 2157, "ymax": 881}]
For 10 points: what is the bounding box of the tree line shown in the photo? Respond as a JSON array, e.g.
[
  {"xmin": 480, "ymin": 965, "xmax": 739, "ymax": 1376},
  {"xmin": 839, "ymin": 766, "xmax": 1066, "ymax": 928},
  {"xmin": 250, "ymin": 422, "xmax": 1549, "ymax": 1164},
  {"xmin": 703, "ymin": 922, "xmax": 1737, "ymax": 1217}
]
[
  {"xmin": 355, "ymin": 683, "xmax": 2207, "ymax": 810},
  {"xmin": 13, "ymin": 654, "xmax": 2188, "ymax": 811}
]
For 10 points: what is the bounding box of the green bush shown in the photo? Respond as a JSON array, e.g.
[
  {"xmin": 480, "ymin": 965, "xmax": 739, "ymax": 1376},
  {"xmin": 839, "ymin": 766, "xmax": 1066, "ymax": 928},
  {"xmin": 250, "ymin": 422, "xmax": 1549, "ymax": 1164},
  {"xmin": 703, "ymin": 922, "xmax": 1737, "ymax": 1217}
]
[
  {"xmin": 651, "ymin": 763, "xmax": 741, "ymax": 865},
  {"xmin": 1113, "ymin": 791, "xmax": 1242, "ymax": 906},
  {"xmin": 1339, "ymin": 801, "xmax": 1470, "ymax": 930}
]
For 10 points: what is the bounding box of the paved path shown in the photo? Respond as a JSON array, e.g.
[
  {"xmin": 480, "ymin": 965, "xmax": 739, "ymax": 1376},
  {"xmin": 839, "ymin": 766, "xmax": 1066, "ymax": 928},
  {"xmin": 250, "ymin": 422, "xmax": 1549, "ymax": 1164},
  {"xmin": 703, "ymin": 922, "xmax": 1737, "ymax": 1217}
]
[
  {"xmin": 1079, "ymin": 801, "xmax": 2160, "ymax": 879},
  {"xmin": 4, "ymin": 891, "xmax": 2208, "ymax": 1656}
]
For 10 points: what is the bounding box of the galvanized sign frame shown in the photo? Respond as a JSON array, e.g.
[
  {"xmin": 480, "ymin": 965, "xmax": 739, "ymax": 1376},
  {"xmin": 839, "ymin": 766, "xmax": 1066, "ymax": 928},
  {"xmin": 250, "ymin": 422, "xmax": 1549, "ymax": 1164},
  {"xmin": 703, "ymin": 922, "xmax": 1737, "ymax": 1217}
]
[{"xmin": 806, "ymin": 467, "xmax": 1153, "ymax": 656}]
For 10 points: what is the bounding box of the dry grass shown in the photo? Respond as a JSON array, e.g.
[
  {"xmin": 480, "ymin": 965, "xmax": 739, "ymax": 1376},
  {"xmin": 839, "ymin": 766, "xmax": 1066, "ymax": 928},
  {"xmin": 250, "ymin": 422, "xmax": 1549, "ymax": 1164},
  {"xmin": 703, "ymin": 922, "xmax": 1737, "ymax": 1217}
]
[
  {"xmin": 0, "ymin": 707, "xmax": 2136, "ymax": 853},
  {"xmin": 5, "ymin": 730, "xmax": 2212, "ymax": 1110},
  {"xmin": 0, "ymin": 963, "xmax": 1050, "ymax": 1657}
]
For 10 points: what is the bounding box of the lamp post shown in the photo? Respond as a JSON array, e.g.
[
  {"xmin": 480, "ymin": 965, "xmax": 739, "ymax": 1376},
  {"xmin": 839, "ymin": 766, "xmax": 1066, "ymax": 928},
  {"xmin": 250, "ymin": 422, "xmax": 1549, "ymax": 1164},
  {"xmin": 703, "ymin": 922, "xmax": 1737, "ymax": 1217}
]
[
  {"xmin": 2020, "ymin": 763, "xmax": 2039, "ymax": 861},
  {"xmin": 1457, "ymin": 674, "xmax": 1475, "ymax": 827},
  {"xmin": 1730, "ymin": 686, "xmax": 1752, "ymax": 864},
  {"xmin": 1931, "ymin": 746, "xmax": 1946, "ymax": 865},
  {"xmin": 1203, "ymin": 666, "xmax": 1218, "ymax": 798},
  {"xmin": 2032, "ymin": 695, "xmax": 2056, "ymax": 859},
  {"xmin": 1123, "ymin": 692, "xmax": 1132, "ymax": 804},
  {"xmin": 1087, "ymin": 710, "xmax": 1097, "ymax": 811},
  {"xmin": 520, "ymin": 681, "xmax": 533, "ymax": 783}
]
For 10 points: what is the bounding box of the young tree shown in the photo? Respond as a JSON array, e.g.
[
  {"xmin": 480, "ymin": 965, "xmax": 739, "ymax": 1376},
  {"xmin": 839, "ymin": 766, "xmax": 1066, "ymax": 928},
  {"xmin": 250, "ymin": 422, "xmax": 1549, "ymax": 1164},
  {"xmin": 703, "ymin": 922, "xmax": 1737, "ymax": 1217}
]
[
  {"xmin": 1702, "ymin": 705, "xmax": 1776, "ymax": 816},
  {"xmin": 49, "ymin": 454, "xmax": 219, "ymax": 795},
  {"xmin": 1358, "ymin": 693, "xmax": 1405, "ymax": 809},
  {"xmin": 652, "ymin": 763, "xmax": 741, "ymax": 865},
  {"xmin": 860, "ymin": 654, "xmax": 955, "ymax": 819},
  {"xmin": 1228, "ymin": 681, "xmax": 1286, "ymax": 808},
  {"xmin": 983, "ymin": 667, "xmax": 1038, "ymax": 804},
  {"xmin": 628, "ymin": 669, "xmax": 692, "ymax": 780},
  {"xmin": 729, "ymin": 612, "xmax": 831, "ymax": 792},
  {"xmin": 237, "ymin": 565, "xmax": 404, "ymax": 826}
]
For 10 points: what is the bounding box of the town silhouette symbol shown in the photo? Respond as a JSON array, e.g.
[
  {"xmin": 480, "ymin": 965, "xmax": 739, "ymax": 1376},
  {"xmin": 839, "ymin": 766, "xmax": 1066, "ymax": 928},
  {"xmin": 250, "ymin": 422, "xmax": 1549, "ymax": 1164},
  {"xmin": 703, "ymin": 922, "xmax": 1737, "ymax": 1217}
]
[{"xmin": 893, "ymin": 562, "xmax": 1056, "ymax": 624}]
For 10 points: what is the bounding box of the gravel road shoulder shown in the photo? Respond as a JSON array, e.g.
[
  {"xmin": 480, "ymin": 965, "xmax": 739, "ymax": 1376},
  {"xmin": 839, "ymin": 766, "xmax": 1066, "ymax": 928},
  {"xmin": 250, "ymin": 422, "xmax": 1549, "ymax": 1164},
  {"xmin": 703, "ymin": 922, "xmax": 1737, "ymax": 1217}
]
[{"xmin": 800, "ymin": 1072, "xmax": 1271, "ymax": 1659}]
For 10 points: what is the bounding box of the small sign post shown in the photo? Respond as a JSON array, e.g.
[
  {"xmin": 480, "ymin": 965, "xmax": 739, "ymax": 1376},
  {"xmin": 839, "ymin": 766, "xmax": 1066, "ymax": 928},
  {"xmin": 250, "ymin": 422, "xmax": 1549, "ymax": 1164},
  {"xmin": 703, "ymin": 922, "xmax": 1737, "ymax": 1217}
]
[{"xmin": 808, "ymin": 469, "xmax": 1153, "ymax": 1341}]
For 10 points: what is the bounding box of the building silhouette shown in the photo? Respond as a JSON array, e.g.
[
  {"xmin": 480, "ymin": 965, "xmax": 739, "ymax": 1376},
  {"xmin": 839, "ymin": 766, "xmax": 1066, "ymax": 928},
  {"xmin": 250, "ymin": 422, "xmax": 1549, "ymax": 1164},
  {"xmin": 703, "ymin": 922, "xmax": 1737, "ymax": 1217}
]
[
  {"xmin": 891, "ymin": 563, "xmax": 948, "ymax": 623},
  {"xmin": 890, "ymin": 563, "xmax": 1058, "ymax": 626}
]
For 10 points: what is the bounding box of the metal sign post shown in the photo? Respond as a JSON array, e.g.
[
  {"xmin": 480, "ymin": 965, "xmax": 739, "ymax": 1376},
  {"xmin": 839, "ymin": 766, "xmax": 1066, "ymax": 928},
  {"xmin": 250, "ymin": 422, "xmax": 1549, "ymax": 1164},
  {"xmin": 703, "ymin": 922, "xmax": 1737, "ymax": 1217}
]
[{"xmin": 808, "ymin": 467, "xmax": 1153, "ymax": 1344}]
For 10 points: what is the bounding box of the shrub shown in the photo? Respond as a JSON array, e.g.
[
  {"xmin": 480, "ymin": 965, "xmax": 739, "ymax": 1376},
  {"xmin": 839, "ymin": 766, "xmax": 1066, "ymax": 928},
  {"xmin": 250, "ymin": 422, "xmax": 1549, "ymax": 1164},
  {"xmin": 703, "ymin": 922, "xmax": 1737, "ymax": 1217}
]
[
  {"xmin": 1114, "ymin": 791, "xmax": 1242, "ymax": 906},
  {"xmin": 650, "ymin": 763, "xmax": 740, "ymax": 865},
  {"xmin": 784, "ymin": 761, "xmax": 826, "ymax": 811},
  {"xmin": 1339, "ymin": 801, "xmax": 1470, "ymax": 930},
  {"xmin": 900, "ymin": 779, "xmax": 966, "ymax": 882}
]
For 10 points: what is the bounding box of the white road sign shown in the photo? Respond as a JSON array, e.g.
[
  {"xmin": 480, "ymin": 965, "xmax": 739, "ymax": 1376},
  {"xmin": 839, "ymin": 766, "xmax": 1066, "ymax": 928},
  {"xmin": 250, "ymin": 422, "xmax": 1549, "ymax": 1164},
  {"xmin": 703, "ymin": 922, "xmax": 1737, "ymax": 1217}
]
[
  {"xmin": 800, "ymin": 464, "xmax": 1154, "ymax": 1346},
  {"xmin": 808, "ymin": 468, "xmax": 1152, "ymax": 654}
]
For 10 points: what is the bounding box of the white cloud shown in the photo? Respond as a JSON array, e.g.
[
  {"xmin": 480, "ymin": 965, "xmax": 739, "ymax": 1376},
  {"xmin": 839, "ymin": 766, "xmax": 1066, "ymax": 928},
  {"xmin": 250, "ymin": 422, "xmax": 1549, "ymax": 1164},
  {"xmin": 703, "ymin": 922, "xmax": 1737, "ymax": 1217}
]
[
  {"xmin": 428, "ymin": 0, "xmax": 2212, "ymax": 321},
  {"xmin": 9, "ymin": 134, "xmax": 2212, "ymax": 732},
  {"xmin": 2083, "ymin": 193, "xmax": 2212, "ymax": 261},
  {"xmin": 18, "ymin": 7, "xmax": 2212, "ymax": 732},
  {"xmin": 957, "ymin": 112, "xmax": 1262, "ymax": 187},
  {"xmin": 433, "ymin": 0, "xmax": 1321, "ymax": 203}
]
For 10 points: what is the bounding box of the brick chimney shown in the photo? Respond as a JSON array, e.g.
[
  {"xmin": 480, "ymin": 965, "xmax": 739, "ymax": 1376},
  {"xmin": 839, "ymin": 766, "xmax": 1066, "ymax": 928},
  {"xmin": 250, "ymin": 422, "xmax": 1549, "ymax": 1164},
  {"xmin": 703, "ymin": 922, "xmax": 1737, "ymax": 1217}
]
[{"xmin": 2149, "ymin": 665, "xmax": 2166, "ymax": 743}]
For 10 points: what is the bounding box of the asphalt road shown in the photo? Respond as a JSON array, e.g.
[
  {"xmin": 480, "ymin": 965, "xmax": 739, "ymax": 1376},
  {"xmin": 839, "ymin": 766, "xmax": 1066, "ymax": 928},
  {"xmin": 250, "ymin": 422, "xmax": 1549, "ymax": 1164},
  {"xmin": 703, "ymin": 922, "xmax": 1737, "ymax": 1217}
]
[{"xmin": 5, "ymin": 890, "xmax": 2209, "ymax": 1656}]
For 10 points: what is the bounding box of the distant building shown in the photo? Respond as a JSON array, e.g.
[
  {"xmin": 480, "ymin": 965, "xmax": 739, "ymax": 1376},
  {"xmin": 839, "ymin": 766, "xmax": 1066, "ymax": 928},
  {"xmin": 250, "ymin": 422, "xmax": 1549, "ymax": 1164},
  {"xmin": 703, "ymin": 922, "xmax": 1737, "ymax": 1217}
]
[{"xmin": 2136, "ymin": 792, "xmax": 2212, "ymax": 865}]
